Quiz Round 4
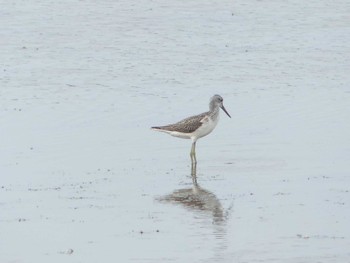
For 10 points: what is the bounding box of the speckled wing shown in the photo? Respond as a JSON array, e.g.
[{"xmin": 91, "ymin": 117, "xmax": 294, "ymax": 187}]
[{"xmin": 152, "ymin": 112, "xmax": 209, "ymax": 133}]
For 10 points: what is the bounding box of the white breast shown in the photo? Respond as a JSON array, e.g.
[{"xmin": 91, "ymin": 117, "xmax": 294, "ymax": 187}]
[{"xmin": 192, "ymin": 113, "xmax": 219, "ymax": 141}]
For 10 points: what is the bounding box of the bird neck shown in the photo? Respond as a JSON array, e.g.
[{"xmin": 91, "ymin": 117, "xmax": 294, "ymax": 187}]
[
  {"xmin": 209, "ymin": 100, "xmax": 217, "ymax": 112},
  {"xmin": 209, "ymin": 106, "xmax": 220, "ymax": 119}
]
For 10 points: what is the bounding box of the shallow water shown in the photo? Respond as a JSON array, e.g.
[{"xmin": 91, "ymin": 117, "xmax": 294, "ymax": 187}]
[{"xmin": 1, "ymin": 0, "xmax": 350, "ymax": 262}]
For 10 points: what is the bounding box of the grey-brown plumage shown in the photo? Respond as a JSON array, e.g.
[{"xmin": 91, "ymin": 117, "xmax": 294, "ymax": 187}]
[{"xmin": 151, "ymin": 112, "xmax": 208, "ymax": 133}]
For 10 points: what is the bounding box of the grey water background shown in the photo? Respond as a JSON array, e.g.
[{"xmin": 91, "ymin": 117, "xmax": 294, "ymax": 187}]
[{"xmin": 1, "ymin": 0, "xmax": 350, "ymax": 262}]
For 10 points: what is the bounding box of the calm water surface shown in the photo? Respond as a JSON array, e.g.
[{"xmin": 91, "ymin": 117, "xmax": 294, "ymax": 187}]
[{"xmin": 1, "ymin": 0, "xmax": 349, "ymax": 262}]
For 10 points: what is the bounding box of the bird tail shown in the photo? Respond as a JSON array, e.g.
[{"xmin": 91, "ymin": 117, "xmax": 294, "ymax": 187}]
[{"xmin": 151, "ymin": 126, "xmax": 171, "ymax": 134}]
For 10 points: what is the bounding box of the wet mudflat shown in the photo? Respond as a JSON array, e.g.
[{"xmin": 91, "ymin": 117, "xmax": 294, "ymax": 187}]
[{"xmin": 1, "ymin": 0, "xmax": 350, "ymax": 262}]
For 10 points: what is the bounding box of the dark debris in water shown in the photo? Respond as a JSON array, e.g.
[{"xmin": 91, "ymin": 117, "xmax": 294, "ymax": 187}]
[
  {"xmin": 132, "ymin": 229, "xmax": 160, "ymax": 235},
  {"xmin": 58, "ymin": 248, "xmax": 74, "ymax": 255},
  {"xmin": 296, "ymin": 234, "xmax": 344, "ymax": 240},
  {"xmin": 28, "ymin": 187, "xmax": 61, "ymax": 191}
]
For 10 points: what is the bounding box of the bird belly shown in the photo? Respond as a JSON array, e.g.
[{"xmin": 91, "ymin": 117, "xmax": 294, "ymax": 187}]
[
  {"xmin": 152, "ymin": 128, "xmax": 192, "ymax": 139},
  {"xmin": 169, "ymin": 131, "xmax": 192, "ymax": 139}
]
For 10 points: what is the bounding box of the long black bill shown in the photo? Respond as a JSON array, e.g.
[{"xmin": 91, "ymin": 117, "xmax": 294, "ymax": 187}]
[{"xmin": 221, "ymin": 105, "xmax": 231, "ymax": 118}]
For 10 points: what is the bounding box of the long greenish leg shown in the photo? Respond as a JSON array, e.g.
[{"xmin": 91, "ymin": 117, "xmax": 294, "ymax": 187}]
[
  {"xmin": 191, "ymin": 161, "xmax": 197, "ymax": 177},
  {"xmin": 190, "ymin": 142, "xmax": 197, "ymax": 164}
]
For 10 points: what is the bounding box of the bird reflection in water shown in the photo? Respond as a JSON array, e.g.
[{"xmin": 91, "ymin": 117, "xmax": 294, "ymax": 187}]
[
  {"xmin": 157, "ymin": 165, "xmax": 233, "ymax": 261},
  {"xmin": 157, "ymin": 164, "xmax": 232, "ymax": 225}
]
